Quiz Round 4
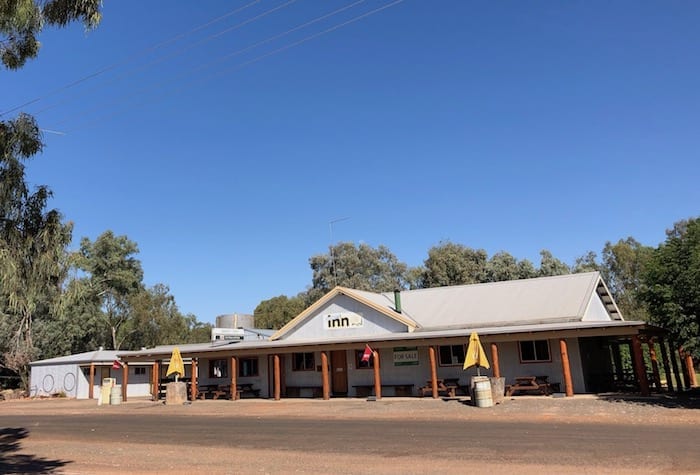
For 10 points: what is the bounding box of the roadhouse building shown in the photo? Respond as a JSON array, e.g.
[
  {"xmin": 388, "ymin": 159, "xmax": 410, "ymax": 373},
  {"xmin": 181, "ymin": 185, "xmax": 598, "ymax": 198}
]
[{"xmin": 116, "ymin": 272, "xmax": 691, "ymax": 402}]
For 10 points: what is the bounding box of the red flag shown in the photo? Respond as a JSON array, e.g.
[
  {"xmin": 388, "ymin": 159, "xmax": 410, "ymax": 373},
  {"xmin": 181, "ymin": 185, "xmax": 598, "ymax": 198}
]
[
  {"xmin": 361, "ymin": 345, "xmax": 373, "ymax": 363},
  {"xmin": 112, "ymin": 360, "xmax": 121, "ymax": 369}
]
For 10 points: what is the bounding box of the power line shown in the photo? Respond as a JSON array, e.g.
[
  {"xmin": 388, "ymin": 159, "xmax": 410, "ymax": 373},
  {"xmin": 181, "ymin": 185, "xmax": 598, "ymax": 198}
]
[
  {"xmin": 30, "ymin": 0, "xmax": 298, "ymax": 118},
  {"xmin": 0, "ymin": 0, "xmax": 262, "ymax": 117},
  {"xmin": 57, "ymin": 0, "xmax": 406, "ymax": 133}
]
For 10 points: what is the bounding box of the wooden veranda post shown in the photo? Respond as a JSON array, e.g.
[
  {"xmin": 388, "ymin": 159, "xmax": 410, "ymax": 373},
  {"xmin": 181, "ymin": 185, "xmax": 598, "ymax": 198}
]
[
  {"xmin": 669, "ymin": 343, "xmax": 683, "ymax": 391},
  {"xmin": 191, "ymin": 359, "xmax": 198, "ymax": 401},
  {"xmin": 89, "ymin": 363, "xmax": 95, "ymax": 399},
  {"xmin": 230, "ymin": 356, "xmax": 237, "ymax": 400},
  {"xmin": 559, "ymin": 339, "xmax": 574, "ymax": 397},
  {"xmin": 631, "ymin": 336, "xmax": 650, "ymax": 396},
  {"xmin": 428, "ymin": 346, "xmax": 438, "ymax": 399},
  {"xmin": 658, "ymin": 337, "xmax": 674, "ymax": 392},
  {"xmin": 490, "ymin": 343, "xmax": 501, "ymax": 378},
  {"xmin": 152, "ymin": 360, "xmax": 160, "ymax": 400},
  {"xmin": 686, "ymin": 354, "xmax": 697, "ymax": 387},
  {"xmin": 647, "ymin": 340, "xmax": 661, "ymax": 391},
  {"xmin": 122, "ymin": 363, "xmax": 128, "ymax": 402},
  {"xmin": 274, "ymin": 355, "xmax": 281, "ymax": 401},
  {"xmin": 321, "ymin": 351, "xmax": 330, "ymax": 400},
  {"xmin": 373, "ymin": 351, "xmax": 382, "ymax": 400}
]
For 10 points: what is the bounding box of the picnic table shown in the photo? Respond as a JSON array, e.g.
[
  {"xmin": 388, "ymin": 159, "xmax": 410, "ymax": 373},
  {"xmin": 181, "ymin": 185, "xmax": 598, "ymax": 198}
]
[
  {"xmin": 196, "ymin": 384, "xmax": 230, "ymax": 400},
  {"xmin": 237, "ymin": 383, "xmax": 261, "ymax": 398},
  {"xmin": 505, "ymin": 376, "xmax": 557, "ymax": 396},
  {"xmin": 419, "ymin": 379, "xmax": 458, "ymax": 398}
]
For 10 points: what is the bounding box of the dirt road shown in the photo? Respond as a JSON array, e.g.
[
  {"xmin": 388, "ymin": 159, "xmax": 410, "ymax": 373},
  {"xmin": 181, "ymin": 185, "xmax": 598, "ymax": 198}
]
[{"xmin": 1, "ymin": 395, "xmax": 699, "ymax": 474}]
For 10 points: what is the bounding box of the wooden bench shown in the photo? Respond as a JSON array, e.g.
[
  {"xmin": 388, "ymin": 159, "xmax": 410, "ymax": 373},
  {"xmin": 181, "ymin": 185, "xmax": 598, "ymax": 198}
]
[
  {"xmin": 505, "ymin": 376, "xmax": 557, "ymax": 396},
  {"xmin": 237, "ymin": 384, "xmax": 260, "ymax": 399},
  {"xmin": 419, "ymin": 380, "xmax": 458, "ymax": 398},
  {"xmin": 353, "ymin": 384, "xmax": 414, "ymax": 397},
  {"xmin": 196, "ymin": 385, "xmax": 218, "ymax": 400},
  {"xmin": 285, "ymin": 385, "xmax": 323, "ymax": 398}
]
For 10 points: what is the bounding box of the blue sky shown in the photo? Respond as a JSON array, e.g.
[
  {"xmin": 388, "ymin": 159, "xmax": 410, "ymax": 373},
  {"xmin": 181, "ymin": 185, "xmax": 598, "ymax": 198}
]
[{"xmin": 2, "ymin": 1, "xmax": 699, "ymax": 323}]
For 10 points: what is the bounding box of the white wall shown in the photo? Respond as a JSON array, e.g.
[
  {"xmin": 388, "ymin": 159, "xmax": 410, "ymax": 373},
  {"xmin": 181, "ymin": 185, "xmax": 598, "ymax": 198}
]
[
  {"xmin": 30, "ymin": 364, "xmax": 153, "ymax": 399},
  {"xmin": 283, "ymin": 295, "xmax": 408, "ymax": 340},
  {"xmin": 582, "ymin": 293, "xmax": 613, "ymax": 321},
  {"xmin": 30, "ymin": 364, "xmax": 81, "ymax": 398}
]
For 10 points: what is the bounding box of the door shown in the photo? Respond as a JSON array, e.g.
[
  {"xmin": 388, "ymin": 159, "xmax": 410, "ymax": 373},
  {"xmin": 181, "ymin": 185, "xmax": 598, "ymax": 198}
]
[{"xmin": 330, "ymin": 350, "xmax": 348, "ymax": 395}]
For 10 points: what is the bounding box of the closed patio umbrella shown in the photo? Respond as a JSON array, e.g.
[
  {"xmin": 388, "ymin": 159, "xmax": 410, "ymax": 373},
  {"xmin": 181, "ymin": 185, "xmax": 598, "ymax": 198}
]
[
  {"xmin": 166, "ymin": 347, "xmax": 185, "ymax": 382},
  {"xmin": 463, "ymin": 332, "xmax": 490, "ymax": 376}
]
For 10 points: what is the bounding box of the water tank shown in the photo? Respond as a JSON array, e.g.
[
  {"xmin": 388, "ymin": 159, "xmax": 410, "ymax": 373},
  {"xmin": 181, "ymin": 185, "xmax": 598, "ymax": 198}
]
[{"xmin": 216, "ymin": 313, "xmax": 254, "ymax": 328}]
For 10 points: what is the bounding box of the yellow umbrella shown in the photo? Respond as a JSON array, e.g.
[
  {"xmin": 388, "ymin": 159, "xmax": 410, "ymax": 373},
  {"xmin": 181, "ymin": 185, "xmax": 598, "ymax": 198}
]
[
  {"xmin": 463, "ymin": 332, "xmax": 490, "ymax": 376},
  {"xmin": 166, "ymin": 347, "xmax": 185, "ymax": 382}
]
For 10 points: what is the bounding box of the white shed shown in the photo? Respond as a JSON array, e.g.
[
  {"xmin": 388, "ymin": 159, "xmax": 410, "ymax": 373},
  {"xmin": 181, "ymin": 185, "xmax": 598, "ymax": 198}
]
[{"xmin": 29, "ymin": 348, "xmax": 152, "ymax": 399}]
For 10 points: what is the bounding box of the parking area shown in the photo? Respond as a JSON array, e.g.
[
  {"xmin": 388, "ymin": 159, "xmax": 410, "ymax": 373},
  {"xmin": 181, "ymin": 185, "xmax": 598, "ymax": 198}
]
[{"xmin": 2, "ymin": 394, "xmax": 700, "ymax": 474}]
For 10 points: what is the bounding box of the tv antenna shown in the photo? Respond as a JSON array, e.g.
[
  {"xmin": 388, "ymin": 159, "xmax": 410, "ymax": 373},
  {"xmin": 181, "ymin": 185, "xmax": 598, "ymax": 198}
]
[{"xmin": 329, "ymin": 217, "xmax": 350, "ymax": 287}]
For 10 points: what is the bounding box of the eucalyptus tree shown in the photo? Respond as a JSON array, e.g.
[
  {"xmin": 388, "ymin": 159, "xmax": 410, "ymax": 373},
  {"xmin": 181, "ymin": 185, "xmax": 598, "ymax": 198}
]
[
  {"xmin": 537, "ymin": 250, "xmax": 570, "ymax": 277},
  {"xmin": 642, "ymin": 218, "xmax": 700, "ymax": 358},
  {"xmin": 485, "ymin": 251, "xmax": 537, "ymax": 282},
  {"xmin": 124, "ymin": 284, "xmax": 211, "ymax": 348},
  {"xmin": 309, "ymin": 242, "xmax": 409, "ymax": 298},
  {"xmin": 0, "ymin": 114, "xmax": 72, "ymax": 386},
  {"xmin": 72, "ymin": 231, "xmax": 144, "ymax": 350},
  {"xmin": 600, "ymin": 238, "xmax": 653, "ymax": 321},
  {"xmin": 1, "ymin": 0, "xmax": 101, "ymax": 70},
  {"xmin": 419, "ymin": 242, "xmax": 488, "ymax": 287},
  {"xmin": 253, "ymin": 294, "xmax": 306, "ymax": 330}
]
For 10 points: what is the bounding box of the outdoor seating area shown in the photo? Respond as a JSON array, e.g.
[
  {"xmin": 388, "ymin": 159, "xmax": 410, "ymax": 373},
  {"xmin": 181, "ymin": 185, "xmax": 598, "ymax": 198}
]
[
  {"xmin": 195, "ymin": 383, "xmax": 261, "ymax": 400},
  {"xmin": 353, "ymin": 384, "xmax": 414, "ymax": 397},
  {"xmin": 196, "ymin": 384, "xmax": 230, "ymax": 400},
  {"xmin": 419, "ymin": 379, "xmax": 461, "ymax": 398},
  {"xmin": 285, "ymin": 385, "xmax": 323, "ymax": 398},
  {"xmin": 505, "ymin": 376, "xmax": 559, "ymax": 396}
]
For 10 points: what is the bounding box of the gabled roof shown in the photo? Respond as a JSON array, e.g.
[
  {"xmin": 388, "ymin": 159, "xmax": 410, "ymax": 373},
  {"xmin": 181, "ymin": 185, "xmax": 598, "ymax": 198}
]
[
  {"xmin": 270, "ymin": 287, "xmax": 419, "ymax": 340},
  {"xmin": 29, "ymin": 348, "xmax": 121, "ymax": 366},
  {"xmin": 381, "ymin": 271, "xmax": 622, "ymax": 331},
  {"xmin": 272, "ymin": 272, "xmax": 621, "ymax": 340}
]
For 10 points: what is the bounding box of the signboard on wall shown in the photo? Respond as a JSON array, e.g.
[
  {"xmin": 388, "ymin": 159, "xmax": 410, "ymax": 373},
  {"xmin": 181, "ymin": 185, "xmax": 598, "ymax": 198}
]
[
  {"xmin": 324, "ymin": 312, "xmax": 364, "ymax": 330},
  {"xmin": 393, "ymin": 347, "xmax": 419, "ymax": 366}
]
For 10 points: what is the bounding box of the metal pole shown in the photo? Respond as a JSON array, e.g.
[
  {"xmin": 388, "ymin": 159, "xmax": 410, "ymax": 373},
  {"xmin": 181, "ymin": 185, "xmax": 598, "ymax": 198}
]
[{"xmin": 328, "ymin": 217, "xmax": 349, "ymax": 287}]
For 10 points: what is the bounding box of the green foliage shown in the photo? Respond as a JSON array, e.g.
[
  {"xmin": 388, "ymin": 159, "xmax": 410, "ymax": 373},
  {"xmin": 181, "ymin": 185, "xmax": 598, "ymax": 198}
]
[
  {"xmin": 123, "ymin": 284, "xmax": 211, "ymax": 348},
  {"xmin": 71, "ymin": 231, "xmax": 144, "ymax": 350},
  {"xmin": 601, "ymin": 238, "xmax": 653, "ymax": 320},
  {"xmin": 1, "ymin": 0, "xmax": 101, "ymax": 70},
  {"xmin": 309, "ymin": 242, "xmax": 409, "ymax": 296},
  {"xmin": 537, "ymin": 250, "xmax": 570, "ymax": 277},
  {"xmin": 0, "ymin": 114, "xmax": 72, "ymax": 388},
  {"xmin": 572, "ymin": 251, "xmax": 601, "ymax": 274},
  {"xmin": 485, "ymin": 251, "xmax": 536, "ymax": 282},
  {"xmin": 254, "ymin": 294, "xmax": 306, "ymax": 330},
  {"xmin": 420, "ymin": 242, "xmax": 488, "ymax": 287},
  {"xmin": 642, "ymin": 218, "xmax": 700, "ymax": 358}
]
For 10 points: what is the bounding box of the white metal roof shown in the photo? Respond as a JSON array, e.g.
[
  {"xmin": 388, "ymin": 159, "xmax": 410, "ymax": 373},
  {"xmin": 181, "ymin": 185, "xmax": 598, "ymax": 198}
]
[
  {"xmin": 119, "ymin": 319, "xmax": 650, "ymax": 360},
  {"xmin": 29, "ymin": 348, "xmax": 121, "ymax": 366},
  {"xmin": 381, "ymin": 271, "xmax": 618, "ymax": 330}
]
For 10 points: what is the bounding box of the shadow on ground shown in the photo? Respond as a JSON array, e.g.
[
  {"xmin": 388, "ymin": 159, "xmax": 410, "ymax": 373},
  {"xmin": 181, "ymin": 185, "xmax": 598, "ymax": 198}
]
[
  {"xmin": 0, "ymin": 427, "xmax": 71, "ymax": 474},
  {"xmin": 598, "ymin": 389, "xmax": 700, "ymax": 409}
]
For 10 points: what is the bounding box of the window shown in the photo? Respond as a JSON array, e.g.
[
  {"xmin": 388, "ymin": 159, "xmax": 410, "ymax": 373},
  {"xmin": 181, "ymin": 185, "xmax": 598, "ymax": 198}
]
[
  {"xmin": 439, "ymin": 345, "xmax": 465, "ymax": 366},
  {"xmin": 238, "ymin": 357, "xmax": 258, "ymax": 377},
  {"xmin": 134, "ymin": 367, "xmax": 146, "ymax": 375},
  {"xmin": 292, "ymin": 352, "xmax": 315, "ymax": 371},
  {"xmin": 81, "ymin": 367, "xmax": 91, "ymax": 377},
  {"xmin": 209, "ymin": 359, "xmax": 228, "ymax": 378},
  {"xmin": 519, "ymin": 340, "xmax": 551, "ymax": 362},
  {"xmin": 355, "ymin": 350, "xmax": 375, "ymax": 369}
]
